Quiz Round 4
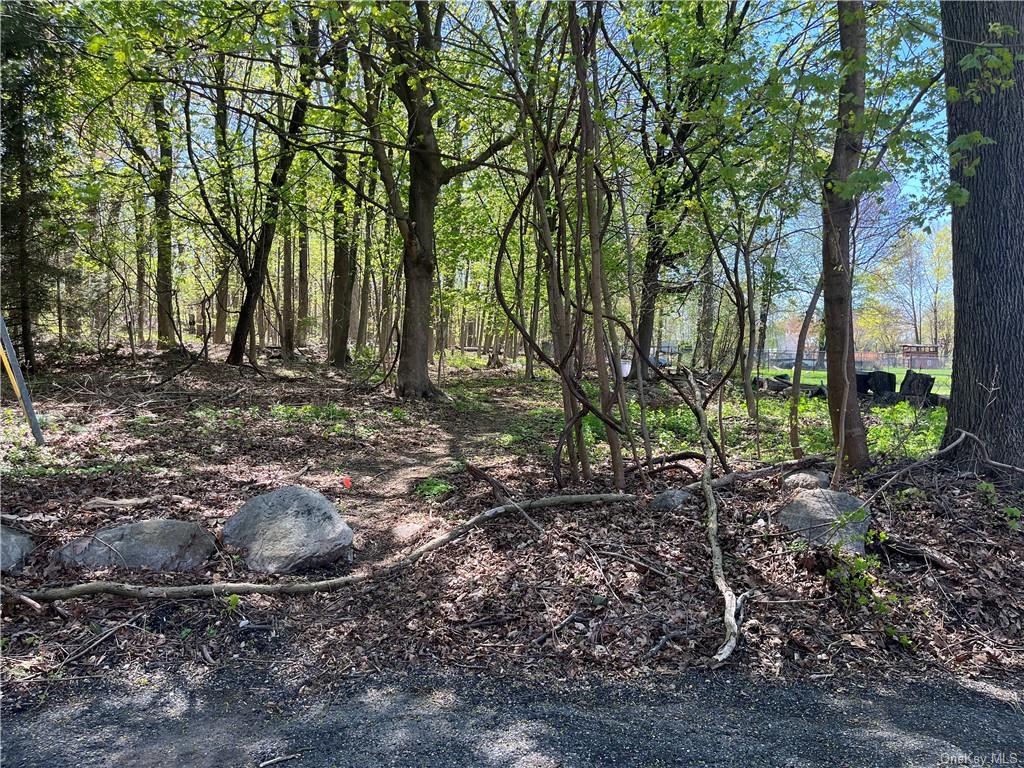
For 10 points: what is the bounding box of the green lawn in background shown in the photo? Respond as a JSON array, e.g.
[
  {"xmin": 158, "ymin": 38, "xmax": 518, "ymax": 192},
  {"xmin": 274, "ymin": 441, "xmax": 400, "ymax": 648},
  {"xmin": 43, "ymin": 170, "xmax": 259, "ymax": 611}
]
[{"xmin": 764, "ymin": 367, "xmax": 952, "ymax": 396}]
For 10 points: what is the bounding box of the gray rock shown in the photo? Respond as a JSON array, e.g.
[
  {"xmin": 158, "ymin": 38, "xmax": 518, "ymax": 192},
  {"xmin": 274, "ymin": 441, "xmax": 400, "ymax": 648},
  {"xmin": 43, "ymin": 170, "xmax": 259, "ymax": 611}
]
[
  {"xmin": 779, "ymin": 489, "xmax": 870, "ymax": 554},
  {"xmin": 55, "ymin": 519, "xmax": 215, "ymax": 571},
  {"xmin": 1, "ymin": 526, "xmax": 36, "ymax": 573},
  {"xmin": 650, "ymin": 489, "xmax": 696, "ymax": 513},
  {"xmin": 223, "ymin": 485, "xmax": 353, "ymax": 573},
  {"xmin": 781, "ymin": 469, "xmax": 830, "ymax": 491}
]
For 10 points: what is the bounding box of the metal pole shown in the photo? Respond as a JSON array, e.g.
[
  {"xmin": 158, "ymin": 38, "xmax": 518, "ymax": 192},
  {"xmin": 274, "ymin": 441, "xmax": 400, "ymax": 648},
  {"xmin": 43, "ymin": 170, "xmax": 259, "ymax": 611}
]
[{"xmin": 0, "ymin": 314, "xmax": 44, "ymax": 445}]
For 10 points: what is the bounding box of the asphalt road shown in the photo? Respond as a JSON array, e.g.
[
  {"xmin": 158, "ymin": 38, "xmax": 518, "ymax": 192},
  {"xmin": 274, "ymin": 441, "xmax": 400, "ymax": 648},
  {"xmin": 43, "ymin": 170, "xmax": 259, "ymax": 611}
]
[{"xmin": 2, "ymin": 668, "xmax": 1021, "ymax": 767}]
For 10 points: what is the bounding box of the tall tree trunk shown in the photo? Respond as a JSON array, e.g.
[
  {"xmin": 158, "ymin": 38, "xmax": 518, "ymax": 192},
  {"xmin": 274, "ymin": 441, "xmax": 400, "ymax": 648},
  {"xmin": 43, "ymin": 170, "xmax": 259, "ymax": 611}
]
[
  {"xmin": 226, "ymin": 17, "xmax": 318, "ymax": 365},
  {"xmin": 526, "ymin": 246, "xmax": 541, "ymax": 379},
  {"xmin": 791, "ymin": 277, "xmax": 824, "ymax": 459},
  {"xmin": 940, "ymin": 0, "xmax": 1024, "ymax": 464},
  {"xmin": 151, "ymin": 90, "xmax": 175, "ymax": 348},
  {"xmin": 694, "ymin": 254, "xmax": 717, "ymax": 369},
  {"xmin": 281, "ymin": 208, "xmax": 294, "ymax": 359},
  {"xmin": 355, "ymin": 182, "xmax": 374, "ymax": 350},
  {"xmin": 16, "ymin": 108, "xmax": 35, "ymax": 372},
  {"xmin": 133, "ymin": 190, "xmax": 147, "ymax": 343},
  {"xmin": 821, "ymin": 1, "xmax": 869, "ymax": 471},
  {"xmin": 633, "ymin": 175, "xmax": 671, "ymax": 380},
  {"xmin": 392, "ymin": 140, "xmax": 443, "ymax": 396},
  {"xmin": 328, "ymin": 159, "xmax": 353, "ymax": 367},
  {"xmin": 570, "ymin": 2, "xmax": 623, "ymax": 488},
  {"xmin": 213, "ymin": 52, "xmax": 231, "ymax": 345},
  {"xmin": 740, "ymin": 243, "xmax": 759, "ymax": 419},
  {"xmin": 297, "ymin": 193, "xmax": 309, "ymax": 347},
  {"xmin": 328, "ymin": 30, "xmax": 353, "ymax": 368}
]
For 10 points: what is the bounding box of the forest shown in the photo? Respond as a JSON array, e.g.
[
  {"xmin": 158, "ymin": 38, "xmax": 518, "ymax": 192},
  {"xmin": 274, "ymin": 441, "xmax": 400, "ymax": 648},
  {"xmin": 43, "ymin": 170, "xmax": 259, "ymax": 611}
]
[{"xmin": 1, "ymin": 2, "xmax": 1023, "ymax": 766}]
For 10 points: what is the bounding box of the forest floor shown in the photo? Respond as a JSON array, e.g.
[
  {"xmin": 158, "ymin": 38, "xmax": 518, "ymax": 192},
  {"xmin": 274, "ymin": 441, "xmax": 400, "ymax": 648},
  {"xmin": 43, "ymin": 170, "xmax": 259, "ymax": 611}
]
[{"xmin": 2, "ymin": 347, "xmax": 1022, "ymax": 719}]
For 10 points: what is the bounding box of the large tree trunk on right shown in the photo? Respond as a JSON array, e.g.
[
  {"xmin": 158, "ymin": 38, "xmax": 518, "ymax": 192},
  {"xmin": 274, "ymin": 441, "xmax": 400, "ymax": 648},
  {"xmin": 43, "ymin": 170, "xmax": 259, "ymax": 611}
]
[
  {"xmin": 940, "ymin": 0, "xmax": 1024, "ymax": 465},
  {"xmin": 821, "ymin": 1, "xmax": 869, "ymax": 471}
]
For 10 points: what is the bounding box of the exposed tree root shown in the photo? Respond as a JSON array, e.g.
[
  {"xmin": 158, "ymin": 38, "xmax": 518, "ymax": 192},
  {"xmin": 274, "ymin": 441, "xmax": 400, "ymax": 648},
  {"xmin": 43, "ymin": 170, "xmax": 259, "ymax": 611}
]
[{"xmin": 12, "ymin": 494, "xmax": 637, "ymax": 604}]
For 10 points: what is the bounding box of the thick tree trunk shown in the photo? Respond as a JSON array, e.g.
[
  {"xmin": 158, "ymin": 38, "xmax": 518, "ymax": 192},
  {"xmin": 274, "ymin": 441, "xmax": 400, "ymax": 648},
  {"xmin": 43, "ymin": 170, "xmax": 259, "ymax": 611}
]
[
  {"xmin": 633, "ymin": 214, "xmax": 664, "ymax": 381},
  {"xmin": 394, "ymin": 143, "xmax": 442, "ymax": 397},
  {"xmin": 151, "ymin": 91, "xmax": 175, "ymax": 349},
  {"xmin": 940, "ymin": 0, "xmax": 1024, "ymax": 465},
  {"xmin": 821, "ymin": 1, "xmax": 869, "ymax": 471}
]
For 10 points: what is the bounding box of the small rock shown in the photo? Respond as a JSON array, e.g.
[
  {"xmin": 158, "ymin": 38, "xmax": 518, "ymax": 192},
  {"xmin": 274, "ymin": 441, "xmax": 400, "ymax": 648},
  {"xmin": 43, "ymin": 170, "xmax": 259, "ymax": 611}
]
[
  {"xmin": 55, "ymin": 519, "xmax": 215, "ymax": 571},
  {"xmin": 650, "ymin": 489, "xmax": 695, "ymax": 513},
  {"xmin": 1, "ymin": 526, "xmax": 36, "ymax": 573},
  {"xmin": 223, "ymin": 485, "xmax": 353, "ymax": 573},
  {"xmin": 778, "ymin": 488, "xmax": 870, "ymax": 554},
  {"xmin": 392, "ymin": 521, "xmax": 426, "ymax": 543},
  {"xmin": 781, "ymin": 469, "xmax": 830, "ymax": 491}
]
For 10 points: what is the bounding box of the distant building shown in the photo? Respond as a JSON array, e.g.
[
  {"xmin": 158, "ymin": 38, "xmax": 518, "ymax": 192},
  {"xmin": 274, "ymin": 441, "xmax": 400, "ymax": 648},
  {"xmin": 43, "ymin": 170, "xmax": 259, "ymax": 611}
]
[{"xmin": 901, "ymin": 344, "xmax": 941, "ymax": 369}]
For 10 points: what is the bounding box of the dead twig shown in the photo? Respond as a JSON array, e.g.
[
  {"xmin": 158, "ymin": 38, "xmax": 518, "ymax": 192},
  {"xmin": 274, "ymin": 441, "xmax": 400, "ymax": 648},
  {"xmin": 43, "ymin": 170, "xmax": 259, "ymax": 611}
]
[
  {"xmin": 1, "ymin": 584, "xmax": 44, "ymax": 613},
  {"xmin": 258, "ymin": 756, "xmax": 303, "ymax": 768}
]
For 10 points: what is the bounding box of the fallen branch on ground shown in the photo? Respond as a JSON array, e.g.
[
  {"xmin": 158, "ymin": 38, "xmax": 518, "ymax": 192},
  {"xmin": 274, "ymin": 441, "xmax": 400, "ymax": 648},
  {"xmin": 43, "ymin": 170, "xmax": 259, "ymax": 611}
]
[
  {"xmin": 689, "ymin": 369, "xmax": 756, "ymax": 665},
  {"xmin": 880, "ymin": 533, "xmax": 960, "ymax": 571},
  {"xmin": 82, "ymin": 495, "xmax": 191, "ymax": 510},
  {"xmin": 678, "ymin": 454, "xmax": 826, "ymax": 495},
  {"xmin": 11, "ymin": 493, "xmax": 637, "ymax": 604}
]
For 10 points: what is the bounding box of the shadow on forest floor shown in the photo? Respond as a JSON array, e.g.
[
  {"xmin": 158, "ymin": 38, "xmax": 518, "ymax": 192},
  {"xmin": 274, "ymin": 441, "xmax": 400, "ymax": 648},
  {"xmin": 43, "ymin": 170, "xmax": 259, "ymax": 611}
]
[{"xmin": 2, "ymin": 346, "xmax": 1022, "ymax": 710}]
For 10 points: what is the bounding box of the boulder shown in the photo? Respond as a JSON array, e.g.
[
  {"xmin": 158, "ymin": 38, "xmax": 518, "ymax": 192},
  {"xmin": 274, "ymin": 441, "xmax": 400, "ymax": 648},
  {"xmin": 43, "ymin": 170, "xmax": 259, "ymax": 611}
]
[
  {"xmin": 781, "ymin": 469, "xmax": 830, "ymax": 491},
  {"xmin": 778, "ymin": 489, "xmax": 870, "ymax": 554},
  {"xmin": 650, "ymin": 489, "xmax": 696, "ymax": 513},
  {"xmin": 223, "ymin": 485, "xmax": 352, "ymax": 573},
  {"xmin": 56, "ymin": 519, "xmax": 216, "ymax": 571},
  {"xmin": 1, "ymin": 526, "xmax": 36, "ymax": 573}
]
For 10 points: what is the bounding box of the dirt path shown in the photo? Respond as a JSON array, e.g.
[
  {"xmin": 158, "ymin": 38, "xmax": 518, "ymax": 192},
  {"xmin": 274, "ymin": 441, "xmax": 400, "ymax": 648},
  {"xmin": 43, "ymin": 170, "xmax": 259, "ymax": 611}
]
[{"xmin": 4, "ymin": 668, "xmax": 1020, "ymax": 767}]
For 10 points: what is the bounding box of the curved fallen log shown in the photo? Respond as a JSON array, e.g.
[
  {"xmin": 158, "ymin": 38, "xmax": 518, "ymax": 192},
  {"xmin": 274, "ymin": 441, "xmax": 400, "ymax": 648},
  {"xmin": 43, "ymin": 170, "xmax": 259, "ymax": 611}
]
[{"xmin": 12, "ymin": 493, "xmax": 638, "ymax": 604}]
